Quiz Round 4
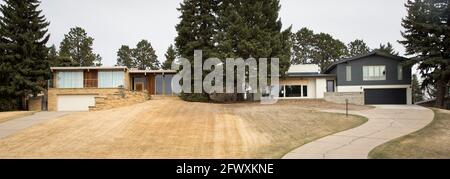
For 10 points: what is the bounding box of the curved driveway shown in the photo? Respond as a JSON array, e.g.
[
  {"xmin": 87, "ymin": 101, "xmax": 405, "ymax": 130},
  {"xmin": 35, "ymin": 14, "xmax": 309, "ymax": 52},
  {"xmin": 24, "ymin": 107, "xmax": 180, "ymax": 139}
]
[{"xmin": 283, "ymin": 105, "xmax": 434, "ymax": 159}]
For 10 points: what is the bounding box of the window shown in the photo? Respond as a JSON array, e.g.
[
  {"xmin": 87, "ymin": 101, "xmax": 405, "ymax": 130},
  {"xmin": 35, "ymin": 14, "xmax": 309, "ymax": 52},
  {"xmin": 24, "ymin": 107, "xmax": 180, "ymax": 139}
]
[
  {"xmin": 398, "ymin": 65, "xmax": 403, "ymax": 80},
  {"xmin": 346, "ymin": 66, "xmax": 352, "ymax": 81},
  {"xmin": 285, "ymin": 85, "xmax": 302, "ymax": 97},
  {"xmin": 303, "ymin": 85, "xmax": 308, "ymax": 97},
  {"xmin": 98, "ymin": 71, "xmax": 124, "ymax": 88},
  {"xmin": 58, "ymin": 71, "xmax": 83, "ymax": 88},
  {"xmin": 363, "ymin": 66, "xmax": 386, "ymax": 81}
]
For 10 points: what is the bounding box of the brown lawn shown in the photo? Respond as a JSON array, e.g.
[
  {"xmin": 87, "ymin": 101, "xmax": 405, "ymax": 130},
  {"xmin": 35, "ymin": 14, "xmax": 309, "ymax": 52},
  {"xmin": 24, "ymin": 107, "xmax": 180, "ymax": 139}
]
[
  {"xmin": 0, "ymin": 98, "xmax": 367, "ymax": 159},
  {"xmin": 369, "ymin": 109, "xmax": 450, "ymax": 159},
  {"xmin": 0, "ymin": 111, "xmax": 35, "ymax": 124}
]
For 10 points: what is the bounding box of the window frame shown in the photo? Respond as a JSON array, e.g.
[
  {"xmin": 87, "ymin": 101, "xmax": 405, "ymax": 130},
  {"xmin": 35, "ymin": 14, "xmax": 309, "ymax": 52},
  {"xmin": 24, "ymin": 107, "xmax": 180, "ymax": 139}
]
[
  {"xmin": 346, "ymin": 66, "xmax": 352, "ymax": 81},
  {"xmin": 363, "ymin": 65, "xmax": 386, "ymax": 81}
]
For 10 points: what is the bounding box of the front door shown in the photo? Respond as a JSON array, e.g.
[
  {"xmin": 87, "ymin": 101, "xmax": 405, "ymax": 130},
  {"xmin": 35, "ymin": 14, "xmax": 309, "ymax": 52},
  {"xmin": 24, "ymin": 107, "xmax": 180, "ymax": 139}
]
[
  {"xmin": 327, "ymin": 80, "xmax": 335, "ymax": 92},
  {"xmin": 135, "ymin": 82, "xmax": 144, "ymax": 91}
]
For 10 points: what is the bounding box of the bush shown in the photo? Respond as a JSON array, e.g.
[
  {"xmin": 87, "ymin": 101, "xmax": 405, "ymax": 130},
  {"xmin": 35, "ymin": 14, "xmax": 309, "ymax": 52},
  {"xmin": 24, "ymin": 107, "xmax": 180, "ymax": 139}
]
[{"xmin": 179, "ymin": 93, "xmax": 210, "ymax": 102}]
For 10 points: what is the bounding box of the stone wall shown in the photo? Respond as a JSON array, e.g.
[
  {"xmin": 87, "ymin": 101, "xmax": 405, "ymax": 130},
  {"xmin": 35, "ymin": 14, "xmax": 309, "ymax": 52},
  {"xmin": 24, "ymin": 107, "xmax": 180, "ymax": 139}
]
[
  {"xmin": 28, "ymin": 96, "xmax": 42, "ymax": 111},
  {"xmin": 47, "ymin": 88, "xmax": 121, "ymax": 111},
  {"xmin": 324, "ymin": 92, "xmax": 364, "ymax": 105}
]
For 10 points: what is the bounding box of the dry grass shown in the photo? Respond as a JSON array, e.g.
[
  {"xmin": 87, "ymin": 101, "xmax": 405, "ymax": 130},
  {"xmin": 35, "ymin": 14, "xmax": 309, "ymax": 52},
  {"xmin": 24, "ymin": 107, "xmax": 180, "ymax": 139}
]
[
  {"xmin": 0, "ymin": 111, "xmax": 35, "ymax": 124},
  {"xmin": 0, "ymin": 98, "xmax": 366, "ymax": 159},
  {"xmin": 369, "ymin": 109, "xmax": 450, "ymax": 159}
]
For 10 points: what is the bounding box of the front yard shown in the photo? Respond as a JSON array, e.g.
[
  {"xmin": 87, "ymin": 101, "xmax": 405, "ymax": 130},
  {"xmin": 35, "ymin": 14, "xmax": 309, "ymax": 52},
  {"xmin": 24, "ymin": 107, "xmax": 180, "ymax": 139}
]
[
  {"xmin": 0, "ymin": 98, "xmax": 367, "ymax": 158},
  {"xmin": 0, "ymin": 111, "xmax": 35, "ymax": 124},
  {"xmin": 369, "ymin": 109, "xmax": 450, "ymax": 159}
]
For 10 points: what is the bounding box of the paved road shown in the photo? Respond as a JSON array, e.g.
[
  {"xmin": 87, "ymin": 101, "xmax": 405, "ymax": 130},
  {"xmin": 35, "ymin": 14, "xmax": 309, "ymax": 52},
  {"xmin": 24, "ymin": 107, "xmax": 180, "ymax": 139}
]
[
  {"xmin": 283, "ymin": 105, "xmax": 434, "ymax": 159},
  {"xmin": 0, "ymin": 112, "xmax": 70, "ymax": 139}
]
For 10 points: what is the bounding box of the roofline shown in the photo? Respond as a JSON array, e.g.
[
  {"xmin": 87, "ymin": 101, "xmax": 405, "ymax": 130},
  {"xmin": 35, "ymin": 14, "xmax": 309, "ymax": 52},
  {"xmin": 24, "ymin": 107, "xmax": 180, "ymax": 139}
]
[
  {"xmin": 50, "ymin": 66, "xmax": 128, "ymax": 71},
  {"xmin": 287, "ymin": 74, "xmax": 336, "ymax": 78},
  {"xmin": 324, "ymin": 51, "xmax": 408, "ymax": 74},
  {"xmin": 129, "ymin": 70, "xmax": 177, "ymax": 74}
]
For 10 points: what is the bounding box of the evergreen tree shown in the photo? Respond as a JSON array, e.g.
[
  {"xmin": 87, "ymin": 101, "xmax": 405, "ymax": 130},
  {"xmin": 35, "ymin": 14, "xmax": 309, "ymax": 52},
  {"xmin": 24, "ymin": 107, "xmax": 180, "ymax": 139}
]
[
  {"xmin": 59, "ymin": 27, "xmax": 102, "ymax": 66},
  {"xmin": 400, "ymin": 0, "xmax": 450, "ymax": 108},
  {"xmin": 48, "ymin": 45, "xmax": 72, "ymax": 67},
  {"xmin": 0, "ymin": 0, "xmax": 50, "ymax": 111},
  {"xmin": 347, "ymin": 39, "xmax": 371, "ymax": 56},
  {"xmin": 175, "ymin": 0, "xmax": 219, "ymax": 101},
  {"xmin": 291, "ymin": 28, "xmax": 315, "ymax": 64},
  {"xmin": 216, "ymin": 0, "xmax": 292, "ymax": 78},
  {"xmin": 116, "ymin": 45, "xmax": 134, "ymax": 68},
  {"xmin": 162, "ymin": 45, "xmax": 177, "ymax": 70},
  {"xmin": 291, "ymin": 27, "xmax": 348, "ymax": 72},
  {"xmin": 412, "ymin": 74, "xmax": 424, "ymax": 103},
  {"xmin": 374, "ymin": 42, "xmax": 399, "ymax": 56},
  {"xmin": 132, "ymin": 40, "xmax": 160, "ymax": 70}
]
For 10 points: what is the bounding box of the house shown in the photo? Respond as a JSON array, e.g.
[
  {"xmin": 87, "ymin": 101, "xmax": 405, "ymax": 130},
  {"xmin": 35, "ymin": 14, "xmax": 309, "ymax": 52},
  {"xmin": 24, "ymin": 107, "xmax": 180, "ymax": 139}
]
[
  {"xmin": 47, "ymin": 66, "xmax": 176, "ymax": 111},
  {"xmin": 281, "ymin": 51, "xmax": 413, "ymax": 105}
]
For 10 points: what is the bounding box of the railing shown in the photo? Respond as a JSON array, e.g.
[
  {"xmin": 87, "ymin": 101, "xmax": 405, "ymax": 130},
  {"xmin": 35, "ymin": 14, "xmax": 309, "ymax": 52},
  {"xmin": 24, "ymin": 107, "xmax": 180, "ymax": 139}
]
[{"xmin": 47, "ymin": 79, "xmax": 99, "ymax": 88}]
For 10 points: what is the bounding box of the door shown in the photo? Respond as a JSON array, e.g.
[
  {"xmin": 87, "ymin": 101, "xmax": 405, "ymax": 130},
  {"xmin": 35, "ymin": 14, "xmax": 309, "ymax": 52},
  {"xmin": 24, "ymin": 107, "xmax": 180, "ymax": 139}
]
[
  {"xmin": 135, "ymin": 83, "xmax": 144, "ymax": 91},
  {"xmin": 364, "ymin": 88, "xmax": 407, "ymax": 105},
  {"xmin": 57, "ymin": 95, "xmax": 96, "ymax": 111},
  {"xmin": 327, "ymin": 80, "xmax": 335, "ymax": 92}
]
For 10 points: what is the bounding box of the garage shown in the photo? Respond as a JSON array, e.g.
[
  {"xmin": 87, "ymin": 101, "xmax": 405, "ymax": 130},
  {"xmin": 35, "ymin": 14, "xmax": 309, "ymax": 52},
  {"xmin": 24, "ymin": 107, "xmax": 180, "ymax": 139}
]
[
  {"xmin": 57, "ymin": 95, "xmax": 96, "ymax": 111},
  {"xmin": 364, "ymin": 88, "xmax": 407, "ymax": 105}
]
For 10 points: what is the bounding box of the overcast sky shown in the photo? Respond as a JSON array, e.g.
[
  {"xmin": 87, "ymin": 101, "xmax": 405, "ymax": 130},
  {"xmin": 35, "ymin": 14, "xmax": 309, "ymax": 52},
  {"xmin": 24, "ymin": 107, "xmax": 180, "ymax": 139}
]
[{"xmin": 37, "ymin": 0, "xmax": 408, "ymax": 66}]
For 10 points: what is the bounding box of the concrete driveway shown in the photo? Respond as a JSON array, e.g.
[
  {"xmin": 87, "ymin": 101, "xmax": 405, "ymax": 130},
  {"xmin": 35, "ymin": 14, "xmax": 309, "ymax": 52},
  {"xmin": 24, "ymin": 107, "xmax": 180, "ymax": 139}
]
[
  {"xmin": 283, "ymin": 105, "xmax": 434, "ymax": 159},
  {"xmin": 0, "ymin": 112, "xmax": 70, "ymax": 139}
]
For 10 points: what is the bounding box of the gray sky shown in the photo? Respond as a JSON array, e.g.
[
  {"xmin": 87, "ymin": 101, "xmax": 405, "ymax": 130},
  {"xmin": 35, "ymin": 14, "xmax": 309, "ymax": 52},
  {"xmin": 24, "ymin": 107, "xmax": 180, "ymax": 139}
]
[{"xmin": 39, "ymin": 0, "xmax": 408, "ymax": 66}]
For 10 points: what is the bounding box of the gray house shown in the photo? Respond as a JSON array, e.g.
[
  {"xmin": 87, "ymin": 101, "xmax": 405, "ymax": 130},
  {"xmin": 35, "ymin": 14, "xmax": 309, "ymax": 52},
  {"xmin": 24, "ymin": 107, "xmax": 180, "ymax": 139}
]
[{"xmin": 280, "ymin": 51, "xmax": 412, "ymax": 105}]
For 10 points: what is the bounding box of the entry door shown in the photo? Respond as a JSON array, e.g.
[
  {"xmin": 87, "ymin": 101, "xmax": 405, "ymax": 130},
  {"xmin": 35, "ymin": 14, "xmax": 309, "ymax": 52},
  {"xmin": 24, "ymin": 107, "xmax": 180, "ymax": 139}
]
[
  {"xmin": 327, "ymin": 80, "xmax": 335, "ymax": 92},
  {"xmin": 135, "ymin": 82, "xmax": 144, "ymax": 91}
]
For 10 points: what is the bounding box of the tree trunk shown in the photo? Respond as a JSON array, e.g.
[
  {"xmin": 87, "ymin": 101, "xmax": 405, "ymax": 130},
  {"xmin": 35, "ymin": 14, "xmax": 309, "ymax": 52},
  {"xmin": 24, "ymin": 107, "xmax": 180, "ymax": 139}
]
[{"xmin": 435, "ymin": 78, "xmax": 447, "ymax": 108}]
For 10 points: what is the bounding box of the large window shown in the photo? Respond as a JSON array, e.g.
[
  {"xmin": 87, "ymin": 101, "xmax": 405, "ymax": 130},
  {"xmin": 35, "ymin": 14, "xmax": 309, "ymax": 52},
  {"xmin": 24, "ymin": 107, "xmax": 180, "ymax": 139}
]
[
  {"xmin": 285, "ymin": 85, "xmax": 302, "ymax": 97},
  {"xmin": 58, "ymin": 71, "xmax": 83, "ymax": 88},
  {"xmin": 363, "ymin": 66, "xmax": 386, "ymax": 81},
  {"xmin": 98, "ymin": 71, "xmax": 124, "ymax": 88}
]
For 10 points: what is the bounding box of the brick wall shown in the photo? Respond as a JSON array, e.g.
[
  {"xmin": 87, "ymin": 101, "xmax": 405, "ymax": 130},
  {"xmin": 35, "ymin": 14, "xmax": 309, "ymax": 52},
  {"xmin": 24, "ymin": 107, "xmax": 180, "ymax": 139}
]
[
  {"xmin": 324, "ymin": 92, "xmax": 364, "ymax": 105},
  {"xmin": 28, "ymin": 96, "xmax": 42, "ymax": 111}
]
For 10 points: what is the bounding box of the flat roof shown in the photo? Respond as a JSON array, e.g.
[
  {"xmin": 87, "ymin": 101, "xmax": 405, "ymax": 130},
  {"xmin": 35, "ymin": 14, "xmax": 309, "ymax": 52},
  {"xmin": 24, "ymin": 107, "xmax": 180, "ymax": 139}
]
[
  {"xmin": 50, "ymin": 66, "xmax": 127, "ymax": 71},
  {"xmin": 286, "ymin": 73, "xmax": 336, "ymax": 78},
  {"xmin": 129, "ymin": 70, "xmax": 177, "ymax": 74}
]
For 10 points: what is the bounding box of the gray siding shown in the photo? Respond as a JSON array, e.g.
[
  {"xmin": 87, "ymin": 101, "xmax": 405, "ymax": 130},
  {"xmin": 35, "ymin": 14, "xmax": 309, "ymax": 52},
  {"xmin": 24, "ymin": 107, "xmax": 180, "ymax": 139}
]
[{"xmin": 329, "ymin": 56, "xmax": 411, "ymax": 86}]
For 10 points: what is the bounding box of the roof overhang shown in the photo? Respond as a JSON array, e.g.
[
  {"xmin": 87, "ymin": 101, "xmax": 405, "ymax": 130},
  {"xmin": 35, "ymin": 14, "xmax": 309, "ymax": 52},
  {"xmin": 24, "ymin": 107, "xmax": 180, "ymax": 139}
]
[{"xmin": 50, "ymin": 66, "xmax": 128, "ymax": 71}]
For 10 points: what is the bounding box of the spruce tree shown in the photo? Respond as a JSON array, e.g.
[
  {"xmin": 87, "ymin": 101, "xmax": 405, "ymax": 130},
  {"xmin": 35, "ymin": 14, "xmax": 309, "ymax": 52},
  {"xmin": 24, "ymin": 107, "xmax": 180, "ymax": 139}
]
[
  {"xmin": 175, "ymin": 0, "xmax": 218, "ymax": 101},
  {"xmin": 412, "ymin": 74, "xmax": 424, "ymax": 103},
  {"xmin": 400, "ymin": 0, "xmax": 450, "ymax": 108},
  {"xmin": 162, "ymin": 45, "xmax": 177, "ymax": 70},
  {"xmin": 0, "ymin": 0, "xmax": 50, "ymax": 110}
]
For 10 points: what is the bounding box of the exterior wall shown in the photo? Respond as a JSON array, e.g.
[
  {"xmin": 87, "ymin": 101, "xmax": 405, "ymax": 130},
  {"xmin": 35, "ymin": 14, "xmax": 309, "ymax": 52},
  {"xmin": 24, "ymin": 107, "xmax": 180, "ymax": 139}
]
[
  {"xmin": 124, "ymin": 70, "xmax": 131, "ymax": 90},
  {"xmin": 324, "ymin": 92, "xmax": 364, "ymax": 105},
  {"xmin": 48, "ymin": 88, "xmax": 121, "ymax": 111},
  {"xmin": 315, "ymin": 78, "xmax": 326, "ymax": 98},
  {"xmin": 329, "ymin": 56, "xmax": 412, "ymax": 86},
  {"xmin": 337, "ymin": 85, "xmax": 412, "ymax": 105},
  {"xmin": 279, "ymin": 77, "xmax": 316, "ymax": 99},
  {"xmin": 28, "ymin": 96, "xmax": 42, "ymax": 111}
]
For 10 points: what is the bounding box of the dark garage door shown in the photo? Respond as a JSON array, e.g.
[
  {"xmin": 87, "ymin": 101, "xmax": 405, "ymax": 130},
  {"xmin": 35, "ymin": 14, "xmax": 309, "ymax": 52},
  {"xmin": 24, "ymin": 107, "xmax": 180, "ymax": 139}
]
[{"xmin": 364, "ymin": 88, "xmax": 407, "ymax": 105}]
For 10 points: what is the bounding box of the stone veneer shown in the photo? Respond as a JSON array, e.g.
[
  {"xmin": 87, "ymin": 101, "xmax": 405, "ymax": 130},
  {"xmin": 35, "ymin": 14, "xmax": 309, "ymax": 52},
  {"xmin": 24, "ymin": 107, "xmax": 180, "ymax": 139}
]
[
  {"xmin": 324, "ymin": 92, "xmax": 364, "ymax": 105},
  {"xmin": 47, "ymin": 88, "xmax": 122, "ymax": 111}
]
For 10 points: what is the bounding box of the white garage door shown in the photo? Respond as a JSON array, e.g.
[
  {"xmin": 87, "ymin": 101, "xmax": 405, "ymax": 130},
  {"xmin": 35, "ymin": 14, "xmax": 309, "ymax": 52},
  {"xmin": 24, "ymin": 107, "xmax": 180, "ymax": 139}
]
[{"xmin": 57, "ymin": 95, "xmax": 96, "ymax": 111}]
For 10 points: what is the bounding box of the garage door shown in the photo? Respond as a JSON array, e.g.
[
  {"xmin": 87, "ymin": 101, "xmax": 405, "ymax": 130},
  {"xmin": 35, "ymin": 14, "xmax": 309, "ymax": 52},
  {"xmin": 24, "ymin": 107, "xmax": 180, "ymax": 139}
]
[
  {"xmin": 364, "ymin": 88, "xmax": 407, "ymax": 105},
  {"xmin": 57, "ymin": 95, "xmax": 96, "ymax": 111}
]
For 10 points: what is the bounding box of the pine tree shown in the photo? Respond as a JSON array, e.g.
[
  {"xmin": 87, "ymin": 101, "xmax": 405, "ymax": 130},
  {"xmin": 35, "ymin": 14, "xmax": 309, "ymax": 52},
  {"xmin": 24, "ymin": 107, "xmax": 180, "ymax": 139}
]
[
  {"xmin": 400, "ymin": 0, "xmax": 450, "ymax": 108},
  {"xmin": 48, "ymin": 45, "xmax": 72, "ymax": 67},
  {"xmin": 412, "ymin": 74, "xmax": 424, "ymax": 103},
  {"xmin": 132, "ymin": 40, "xmax": 160, "ymax": 70},
  {"xmin": 291, "ymin": 27, "xmax": 348, "ymax": 72},
  {"xmin": 374, "ymin": 42, "xmax": 399, "ymax": 56},
  {"xmin": 175, "ymin": 0, "xmax": 219, "ymax": 101},
  {"xmin": 0, "ymin": 0, "xmax": 50, "ymax": 111},
  {"xmin": 162, "ymin": 45, "xmax": 177, "ymax": 70},
  {"xmin": 59, "ymin": 27, "xmax": 102, "ymax": 66},
  {"xmin": 347, "ymin": 39, "xmax": 371, "ymax": 56},
  {"xmin": 116, "ymin": 45, "xmax": 134, "ymax": 68}
]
